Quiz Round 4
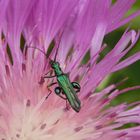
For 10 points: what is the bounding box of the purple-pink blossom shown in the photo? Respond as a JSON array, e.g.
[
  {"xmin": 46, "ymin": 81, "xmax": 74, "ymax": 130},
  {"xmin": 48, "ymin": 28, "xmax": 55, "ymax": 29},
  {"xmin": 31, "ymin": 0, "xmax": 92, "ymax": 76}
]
[{"xmin": 0, "ymin": 0, "xmax": 140, "ymax": 140}]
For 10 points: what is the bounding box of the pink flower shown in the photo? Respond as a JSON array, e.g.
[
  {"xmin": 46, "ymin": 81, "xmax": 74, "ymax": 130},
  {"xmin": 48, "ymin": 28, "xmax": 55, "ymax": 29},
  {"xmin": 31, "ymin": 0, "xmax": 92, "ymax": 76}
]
[{"xmin": 0, "ymin": 0, "xmax": 140, "ymax": 139}]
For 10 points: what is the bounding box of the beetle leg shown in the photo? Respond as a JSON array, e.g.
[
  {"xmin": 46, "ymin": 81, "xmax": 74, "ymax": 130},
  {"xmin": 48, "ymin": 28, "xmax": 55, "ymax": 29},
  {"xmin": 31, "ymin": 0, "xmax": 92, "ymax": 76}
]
[
  {"xmin": 44, "ymin": 69, "xmax": 53, "ymax": 76},
  {"xmin": 65, "ymin": 100, "xmax": 70, "ymax": 111},
  {"xmin": 57, "ymin": 94, "xmax": 70, "ymax": 111},
  {"xmin": 44, "ymin": 75, "xmax": 56, "ymax": 78},
  {"xmin": 46, "ymin": 82, "xmax": 57, "ymax": 100},
  {"xmin": 45, "ymin": 91, "xmax": 52, "ymax": 100},
  {"xmin": 39, "ymin": 73, "xmax": 56, "ymax": 84},
  {"xmin": 44, "ymin": 70, "xmax": 56, "ymax": 78},
  {"xmin": 71, "ymin": 82, "xmax": 81, "ymax": 93},
  {"xmin": 39, "ymin": 69, "xmax": 56, "ymax": 79},
  {"xmin": 57, "ymin": 94, "xmax": 67, "ymax": 100},
  {"xmin": 48, "ymin": 82, "xmax": 57, "ymax": 87}
]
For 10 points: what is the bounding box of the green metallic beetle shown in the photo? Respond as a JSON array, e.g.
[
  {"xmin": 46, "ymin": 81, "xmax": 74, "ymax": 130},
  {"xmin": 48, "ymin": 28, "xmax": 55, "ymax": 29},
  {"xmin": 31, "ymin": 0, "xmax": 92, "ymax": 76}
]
[{"xmin": 28, "ymin": 45, "xmax": 81, "ymax": 112}]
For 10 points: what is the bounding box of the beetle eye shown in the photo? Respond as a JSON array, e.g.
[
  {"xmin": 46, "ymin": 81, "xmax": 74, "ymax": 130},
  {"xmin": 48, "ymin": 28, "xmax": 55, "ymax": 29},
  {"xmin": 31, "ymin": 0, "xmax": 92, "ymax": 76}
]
[
  {"xmin": 55, "ymin": 87, "xmax": 61, "ymax": 95},
  {"xmin": 56, "ymin": 62, "xmax": 60, "ymax": 66}
]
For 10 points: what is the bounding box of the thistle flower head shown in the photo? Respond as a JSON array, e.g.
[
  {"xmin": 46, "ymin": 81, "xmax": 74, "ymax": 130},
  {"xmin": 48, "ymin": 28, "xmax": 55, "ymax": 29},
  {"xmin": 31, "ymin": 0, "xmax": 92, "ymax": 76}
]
[{"xmin": 0, "ymin": 0, "xmax": 140, "ymax": 140}]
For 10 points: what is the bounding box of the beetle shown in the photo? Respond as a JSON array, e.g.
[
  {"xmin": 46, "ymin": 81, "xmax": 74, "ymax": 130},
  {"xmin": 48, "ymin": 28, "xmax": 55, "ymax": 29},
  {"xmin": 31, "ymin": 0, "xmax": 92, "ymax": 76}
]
[{"xmin": 27, "ymin": 43, "xmax": 81, "ymax": 112}]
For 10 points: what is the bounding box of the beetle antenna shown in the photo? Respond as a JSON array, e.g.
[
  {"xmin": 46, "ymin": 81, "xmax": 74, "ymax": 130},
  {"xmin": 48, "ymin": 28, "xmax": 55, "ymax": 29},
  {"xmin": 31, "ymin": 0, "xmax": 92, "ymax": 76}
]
[
  {"xmin": 54, "ymin": 31, "xmax": 63, "ymax": 62},
  {"xmin": 27, "ymin": 46, "xmax": 47, "ymax": 58}
]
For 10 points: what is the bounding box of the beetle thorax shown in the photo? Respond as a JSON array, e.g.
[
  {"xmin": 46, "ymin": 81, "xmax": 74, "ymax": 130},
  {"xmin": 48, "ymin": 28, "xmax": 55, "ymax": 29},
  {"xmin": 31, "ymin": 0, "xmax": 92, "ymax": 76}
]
[{"xmin": 51, "ymin": 61, "xmax": 63, "ymax": 76}]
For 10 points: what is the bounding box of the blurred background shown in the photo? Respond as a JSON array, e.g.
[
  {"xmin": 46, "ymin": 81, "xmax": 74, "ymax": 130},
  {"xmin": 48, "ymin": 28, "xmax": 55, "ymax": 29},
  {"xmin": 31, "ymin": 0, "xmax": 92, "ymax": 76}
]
[{"xmin": 98, "ymin": 1, "xmax": 140, "ymax": 105}]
